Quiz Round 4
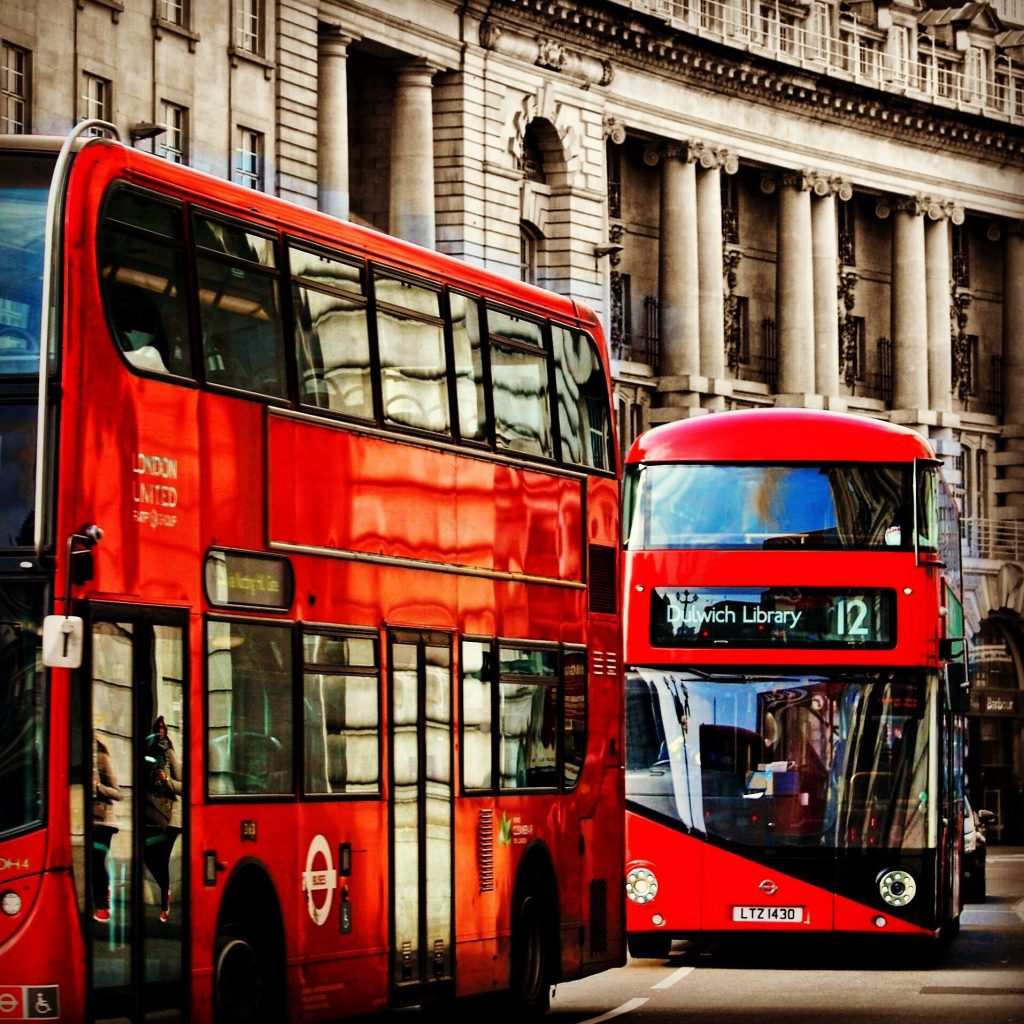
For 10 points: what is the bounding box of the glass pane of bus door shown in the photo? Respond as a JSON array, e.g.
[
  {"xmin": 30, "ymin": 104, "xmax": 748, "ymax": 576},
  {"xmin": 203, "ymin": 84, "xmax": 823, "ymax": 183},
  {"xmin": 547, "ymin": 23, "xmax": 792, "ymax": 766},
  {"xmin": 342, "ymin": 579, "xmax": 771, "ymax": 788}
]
[
  {"xmin": 88, "ymin": 614, "xmax": 186, "ymax": 1022},
  {"xmin": 389, "ymin": 636, "xmax": 453, "ymax": 992}
]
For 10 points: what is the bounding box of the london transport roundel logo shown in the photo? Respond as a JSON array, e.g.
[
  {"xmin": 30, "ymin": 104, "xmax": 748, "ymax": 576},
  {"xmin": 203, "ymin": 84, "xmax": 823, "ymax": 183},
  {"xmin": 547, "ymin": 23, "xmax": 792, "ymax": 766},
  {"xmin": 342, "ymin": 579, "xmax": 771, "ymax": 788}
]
[{"xmin": 302, "ymin": 834, "xmax": 337, "ymax": 927}]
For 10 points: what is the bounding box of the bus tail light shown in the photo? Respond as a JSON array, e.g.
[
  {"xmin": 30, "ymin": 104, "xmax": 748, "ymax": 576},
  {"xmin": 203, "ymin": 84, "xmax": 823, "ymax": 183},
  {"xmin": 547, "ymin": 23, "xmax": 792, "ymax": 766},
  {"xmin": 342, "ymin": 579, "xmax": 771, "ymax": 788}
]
[{"xmin": 626, "ymin": 867, "xmax": 659, "ymax": 904}]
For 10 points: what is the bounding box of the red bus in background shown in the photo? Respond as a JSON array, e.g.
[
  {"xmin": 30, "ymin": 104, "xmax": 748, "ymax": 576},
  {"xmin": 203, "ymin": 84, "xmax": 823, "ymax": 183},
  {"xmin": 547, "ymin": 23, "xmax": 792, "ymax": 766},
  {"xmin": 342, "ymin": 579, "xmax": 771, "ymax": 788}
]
[
  {"xmin": 0, "ymin": 122, "xmax": 624, "ymax": 1022},
  {"xmin": 622, "ymin": 409, "xmax": 968, "ymax": 958}
]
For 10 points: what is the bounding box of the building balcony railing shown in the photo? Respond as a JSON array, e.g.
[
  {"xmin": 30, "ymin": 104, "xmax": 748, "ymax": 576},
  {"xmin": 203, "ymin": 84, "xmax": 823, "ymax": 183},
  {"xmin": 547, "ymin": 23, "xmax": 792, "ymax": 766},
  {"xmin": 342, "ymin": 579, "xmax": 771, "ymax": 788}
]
[
  {"xmin": 622, "ymin": 0, "xmax": 1024, "ymax": 126},
  {"xmin": 963, "ymin": 517, "xmax": 1024, "ymax": 562}
]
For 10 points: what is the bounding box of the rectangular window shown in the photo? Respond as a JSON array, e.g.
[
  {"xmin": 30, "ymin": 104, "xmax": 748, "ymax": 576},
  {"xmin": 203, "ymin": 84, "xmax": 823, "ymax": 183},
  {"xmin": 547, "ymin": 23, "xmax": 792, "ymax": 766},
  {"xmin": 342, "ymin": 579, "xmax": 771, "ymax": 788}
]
[
  {"xmin": 291, "ymin": 245, "xmax": 373, "ymax": 420},
  {"xmin": 207, "ymin": 620, "xmax": 294, "ymax": 796},
  {"xmin": 499, "ymin": 646, "xmax": 559, "ymax": 790},
  {"xmin": 450, "ymin": 291, "xmax": 488, "ymax": 443},
  {"xmin": 234, "ymin": 127, "xmax": 263, "ymax": 190},
  {"xmin": 99, "ymin": 186, "xmax": 194, "ymax": 377},
  {"xmin": 194, "ymin": 213, "xmax": 285, "ymax": 397},
  {"xmin": 1, "ymin": 42, "xmax": 29, "ymax": 134},
  {"xmin": 952, "ymin": 223, "xmax": 969, "ymax": 288},
  {"xmin": 81, "ymin": 72, "xmax": 110, "ymax": 129},
  {"xmin": 552, "ymin": 325, "xmax": 613, "ymax": 471},
  {"xmin": 159, "ymin": 101, "xmax": 187, "ymax": 164},
  {"xmin": 303, "ymin": 630, "xmax": 379, "ymax": 795},
  {"xmin": 234, "ymin": 0, "xmax": 264, "ymax": 56},
  {"xmin": 461, "ymin": 640, "xmax": 494, "ymax": 791},
  {"xmin": 487, "ymin": 306, "xmax": 553, "ymax": 459},
  {"xmin": 158, "ymin": 0, "xmax": 186, "ymax": 26},
  {"xmin": 374, "ymin": 271, "xmax": 450, "ymax": 434}
]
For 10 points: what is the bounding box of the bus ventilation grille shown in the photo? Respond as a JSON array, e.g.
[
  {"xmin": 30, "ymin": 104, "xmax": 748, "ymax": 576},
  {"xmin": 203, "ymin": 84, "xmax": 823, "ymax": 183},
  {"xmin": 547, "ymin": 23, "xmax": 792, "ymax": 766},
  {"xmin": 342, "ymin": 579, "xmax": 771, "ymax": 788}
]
[
  {"xmin": 588, "ymin": 545, "xmax": 617, "ymax": 614},
  {"xmin": 589, "ymin": 879, "xmax": 608, "ymax": 954},
  {"xmin": 478, "ymin": 809, "xmax": 495, "ymax": 892},
  {"xmin": 592, "ymin": 649, "xmax": 619, "ymax": 677}
]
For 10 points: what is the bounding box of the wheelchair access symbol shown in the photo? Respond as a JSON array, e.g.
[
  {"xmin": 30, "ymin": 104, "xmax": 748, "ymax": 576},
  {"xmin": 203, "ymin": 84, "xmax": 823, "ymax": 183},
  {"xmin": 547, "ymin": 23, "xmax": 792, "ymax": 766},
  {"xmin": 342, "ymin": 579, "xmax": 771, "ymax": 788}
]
[{"xmin": 0, "ymin": 986, "xmax": 59, "ymax": 1020}]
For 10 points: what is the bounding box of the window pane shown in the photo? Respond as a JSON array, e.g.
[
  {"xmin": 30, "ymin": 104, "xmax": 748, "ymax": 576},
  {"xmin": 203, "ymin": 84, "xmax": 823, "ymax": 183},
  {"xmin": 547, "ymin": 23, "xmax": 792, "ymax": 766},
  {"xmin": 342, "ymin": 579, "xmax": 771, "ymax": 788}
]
[
  {"xmin": 498, "ymin": 646, "xmax": 558, "ymax": 791},
  {"xmin": 490, "ymin": 341, "xmax": 552, "ymax": 457},
  {"xmin": 99, "ymin": 191, "xmax": 192, "ymax": 377},
  {"xmin": 198, "ymin": 258, "xmax": 285, "ymax": 396},
  {"xmin": 553, "ymin": 326, "xmax": 613, "ymax": 470},
  {"xmin": 207, "ymin": 621, "xmax": 293, "ymax": 796},
  {"xmin": 303, "ymin": 631, "xmax": 378, "ymax": 796},
  {"xmin": 195, "ymin": 217, "xmax": 275, "ymax": 267},
  {"xmin": 450, "ymin": 292, "xmax": 487, "ymax": 442},
  {"xmin": 375, "ymin": 277, "xmax": 449, "ymax": 432},
  {"xmin": 461, "ymin": 640, "xmax": 492, "ymax": 790},
  {"xmin": 563, "ymin": 650, "xmax": 586, "ymax": 790},
  {"xmin": 291, "ymin": 250, "xmax": 373, "ymax": 419}
]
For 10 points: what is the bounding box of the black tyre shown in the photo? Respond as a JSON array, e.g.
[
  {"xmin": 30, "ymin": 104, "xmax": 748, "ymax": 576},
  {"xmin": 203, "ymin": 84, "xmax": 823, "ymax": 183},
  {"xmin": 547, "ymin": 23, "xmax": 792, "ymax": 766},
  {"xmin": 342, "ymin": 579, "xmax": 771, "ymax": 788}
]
[
  {"xmin": 214, "ymin": 931, "xmax": 283, "ymax": 1024},
  {"xmin": 510, "ymin": 890, "xmax": 552, "ymax": 1015},
  {"xmin": 627, "ymin": 932, "xmax": 672, "ymax": 959}
]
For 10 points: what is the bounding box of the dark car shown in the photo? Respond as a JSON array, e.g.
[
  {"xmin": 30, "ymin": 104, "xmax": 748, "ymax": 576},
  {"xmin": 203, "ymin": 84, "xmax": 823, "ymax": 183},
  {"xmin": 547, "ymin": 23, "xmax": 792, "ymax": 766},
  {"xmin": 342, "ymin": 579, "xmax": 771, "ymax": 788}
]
[{"xmin": 963, "ymin": 797, "xmax": 997, "ymax": 902}]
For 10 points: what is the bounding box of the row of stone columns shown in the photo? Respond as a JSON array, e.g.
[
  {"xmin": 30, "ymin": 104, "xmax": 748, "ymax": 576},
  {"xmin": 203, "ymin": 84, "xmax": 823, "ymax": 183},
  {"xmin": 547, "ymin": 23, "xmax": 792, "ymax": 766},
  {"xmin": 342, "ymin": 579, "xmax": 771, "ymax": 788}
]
[
  {"xmin": 318, "ymin": 29, "xmax": 437, "ymax": 250},
  {"xmin": 653, "ymin": 141, "xmax": 1001, "ymax": 419}
]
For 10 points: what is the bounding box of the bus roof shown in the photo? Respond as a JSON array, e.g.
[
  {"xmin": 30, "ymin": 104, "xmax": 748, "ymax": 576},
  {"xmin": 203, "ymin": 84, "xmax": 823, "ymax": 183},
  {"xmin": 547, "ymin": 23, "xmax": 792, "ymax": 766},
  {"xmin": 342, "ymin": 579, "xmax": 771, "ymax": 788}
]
[
  {"xmin": 2, "ymin": 131, "xmax": 598, "ymax": 329},
  {"xmin": 627, "ymin": 408, "xmax": 937, "ymax": 465}
]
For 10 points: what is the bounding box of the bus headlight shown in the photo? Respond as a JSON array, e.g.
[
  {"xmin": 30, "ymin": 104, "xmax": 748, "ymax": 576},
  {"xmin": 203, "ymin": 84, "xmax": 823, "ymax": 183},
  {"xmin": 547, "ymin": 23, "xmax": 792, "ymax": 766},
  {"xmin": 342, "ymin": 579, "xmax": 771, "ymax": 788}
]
[
  {"xmin": 626, "ymin": 867, "xmax": 659, "ymax": 904},
  {"xmin": 877, "ymin": 869, "xmax": 917, "ymax": 907},
  {"xmin": 1, "ymin": 891, "xmax": 23, "ymax": 916}
]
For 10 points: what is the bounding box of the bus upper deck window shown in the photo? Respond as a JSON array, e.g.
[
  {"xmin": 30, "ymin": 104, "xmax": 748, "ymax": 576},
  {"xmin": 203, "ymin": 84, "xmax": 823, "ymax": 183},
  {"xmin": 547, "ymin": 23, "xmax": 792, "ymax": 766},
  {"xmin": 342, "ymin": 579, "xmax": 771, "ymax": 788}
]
[{"xmin": 99, "ymin": 187, "xmax": 193, "ymax": 378}]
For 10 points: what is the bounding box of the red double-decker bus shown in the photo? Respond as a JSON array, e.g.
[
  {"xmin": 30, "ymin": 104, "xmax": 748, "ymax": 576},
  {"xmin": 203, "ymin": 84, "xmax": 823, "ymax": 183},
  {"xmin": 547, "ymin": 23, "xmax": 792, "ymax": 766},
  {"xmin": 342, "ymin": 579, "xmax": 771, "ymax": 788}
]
[
  {"xmin": 622, "ymin": 408, "xmax": 968, "ymax": 957},
  {"xmin": 0, "ymin": 122, "xmax": 624, "ymax": 1022}
]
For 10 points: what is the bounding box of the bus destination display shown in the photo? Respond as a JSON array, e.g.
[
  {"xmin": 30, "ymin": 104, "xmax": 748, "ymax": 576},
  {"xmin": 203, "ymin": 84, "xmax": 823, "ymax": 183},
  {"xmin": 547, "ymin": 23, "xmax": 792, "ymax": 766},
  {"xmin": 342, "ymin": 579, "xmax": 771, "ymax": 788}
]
[{"xmin": 651, "ymin": 586, "xmax": 895, "ymax": 647}]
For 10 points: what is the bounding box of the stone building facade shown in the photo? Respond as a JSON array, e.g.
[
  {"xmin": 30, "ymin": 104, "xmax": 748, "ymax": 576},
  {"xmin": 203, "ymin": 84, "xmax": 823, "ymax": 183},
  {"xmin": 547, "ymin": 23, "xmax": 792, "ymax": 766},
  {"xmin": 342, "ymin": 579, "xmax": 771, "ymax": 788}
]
[{"xmin": 3, "ymin": 0, "xmax": 1024, "ymax": 835}]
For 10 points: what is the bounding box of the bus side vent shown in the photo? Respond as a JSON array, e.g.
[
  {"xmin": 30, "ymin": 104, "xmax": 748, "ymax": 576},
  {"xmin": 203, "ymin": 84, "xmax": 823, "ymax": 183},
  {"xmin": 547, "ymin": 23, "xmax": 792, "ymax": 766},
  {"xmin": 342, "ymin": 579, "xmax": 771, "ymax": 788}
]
[
  {"xmin": 588, "ymin": 879, "xmax": 608, "ymax": 954},
  {"xmin": 588, "ymin": 545, "xmax": 617, "ymax": 614},
  {"xmin": 592, "ymin": 649, "xmax": 619, "ymax": 677},
  {"xmin": 478, "ymin": 809, "xmax": 495, "ymax": 892}
]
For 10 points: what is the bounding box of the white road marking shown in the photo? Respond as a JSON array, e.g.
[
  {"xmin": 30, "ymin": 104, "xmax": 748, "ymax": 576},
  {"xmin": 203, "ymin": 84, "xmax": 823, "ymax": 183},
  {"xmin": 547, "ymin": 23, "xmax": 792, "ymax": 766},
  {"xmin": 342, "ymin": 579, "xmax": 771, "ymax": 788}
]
[
  {"xmin": 576, "ymin": 996, "xmax": 650, "ymax": 1024},
  {"xmin": 651, "ymin": 965, "xmax": 696, "ymax": 990}
]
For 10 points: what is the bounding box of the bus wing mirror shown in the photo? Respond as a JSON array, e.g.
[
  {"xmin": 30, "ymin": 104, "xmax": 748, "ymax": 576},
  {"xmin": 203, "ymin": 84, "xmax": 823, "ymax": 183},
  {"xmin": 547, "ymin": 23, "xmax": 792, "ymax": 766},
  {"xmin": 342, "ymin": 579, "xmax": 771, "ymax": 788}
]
[
  {"xmin": 944, "ymin": 660, "xmax": 970, "ymax": 713},
  {"xmin": 42, "ymin": 615, "xmax": 84, "ymax": 669}
]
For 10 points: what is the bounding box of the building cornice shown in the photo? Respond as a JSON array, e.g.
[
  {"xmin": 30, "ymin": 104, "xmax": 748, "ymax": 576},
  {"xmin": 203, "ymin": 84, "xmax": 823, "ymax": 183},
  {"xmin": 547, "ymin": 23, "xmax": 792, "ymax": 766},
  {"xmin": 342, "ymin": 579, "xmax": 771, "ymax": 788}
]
[{"xmin": 481, "ymin": 0, "xmax": 1024, "ymax": 165}]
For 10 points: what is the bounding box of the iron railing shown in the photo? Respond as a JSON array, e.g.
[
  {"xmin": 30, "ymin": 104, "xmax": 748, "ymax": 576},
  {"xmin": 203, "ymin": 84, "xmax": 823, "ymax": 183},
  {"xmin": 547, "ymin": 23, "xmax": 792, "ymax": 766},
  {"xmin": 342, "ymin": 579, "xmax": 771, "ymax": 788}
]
[{"xmin": 963, "ymin": 517, "xmax": 1024, "ymax": 562}]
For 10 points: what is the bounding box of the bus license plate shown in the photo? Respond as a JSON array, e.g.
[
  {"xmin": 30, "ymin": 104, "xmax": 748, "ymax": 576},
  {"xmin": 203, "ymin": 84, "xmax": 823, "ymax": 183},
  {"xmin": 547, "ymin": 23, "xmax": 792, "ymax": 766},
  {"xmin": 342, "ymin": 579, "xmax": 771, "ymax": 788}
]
[{"xmin": 732, "ymin": 905, "xmax": 804, "ymax": 923}]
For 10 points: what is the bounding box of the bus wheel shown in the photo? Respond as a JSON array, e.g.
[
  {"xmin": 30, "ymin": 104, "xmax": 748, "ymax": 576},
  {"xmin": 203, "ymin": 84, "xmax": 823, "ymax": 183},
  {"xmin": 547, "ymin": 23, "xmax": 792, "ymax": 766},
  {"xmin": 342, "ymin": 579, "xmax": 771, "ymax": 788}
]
[
  {"xmin": 214, "ymin": 933, "xmax": 277, "ymax": 1024},
  {"xmin": 627, "ymin": 933, "xmax": 672, "ymax": 959},
  {"xmin": 511, "ymin": 890, "xmax": 552, "ymax": 1015}
]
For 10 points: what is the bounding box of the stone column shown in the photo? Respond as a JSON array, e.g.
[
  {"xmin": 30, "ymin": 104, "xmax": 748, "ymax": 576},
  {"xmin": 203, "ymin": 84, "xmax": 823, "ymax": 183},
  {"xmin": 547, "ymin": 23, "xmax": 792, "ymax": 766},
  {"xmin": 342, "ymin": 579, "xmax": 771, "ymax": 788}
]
[
  {"xmin": 924, "ymin": 199, "xmax": 963, "ymax": 416},
  {"xmin": 810, "ymin": 175, "xmax": 852, "ymax": 400},
  {"xmin": 657, "ymin": 143, "xmax": 700, "ymax": 379},
  {"xmin": 696, "ymin": 152, "xmax": 724, "ymax": 380},
  {"xmin": 774, "ymin": 171, "xmax": 816, "ymax": 398},
  {"xmin": 389, "ymin": 62, "xmax": 437, "ymax": 249},
  {"xmin": 1003, "ymin": 223, "xmax": 1024, "ymax": 422},
  {"xmin": 317, "ymin": 29, "xmax": 353, "ymax": 221},
  {"xmin": 889, "ymin": 196, "xmax": 930, "ymax": 413}
]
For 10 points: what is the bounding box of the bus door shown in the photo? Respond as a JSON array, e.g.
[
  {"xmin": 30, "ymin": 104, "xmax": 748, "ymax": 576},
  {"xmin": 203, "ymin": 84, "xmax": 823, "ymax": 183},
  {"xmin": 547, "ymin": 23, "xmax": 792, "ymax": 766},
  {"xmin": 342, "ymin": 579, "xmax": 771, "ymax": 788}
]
[
  {"xmin": 387, "ymin": 630, "xmax": 454, "ymax": 999},
  {"xmin": 80, "ymin": 605, "xmax": 188, "ymax": 1023}
]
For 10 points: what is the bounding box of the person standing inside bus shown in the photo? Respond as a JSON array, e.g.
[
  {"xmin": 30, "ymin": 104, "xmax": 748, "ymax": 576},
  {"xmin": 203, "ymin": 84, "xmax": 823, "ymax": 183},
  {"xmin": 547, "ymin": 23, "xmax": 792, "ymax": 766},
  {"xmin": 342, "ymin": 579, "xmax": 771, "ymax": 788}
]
[
  {"xmin": 143, "ymin": 716, "xmax": 181, "ymax": 922},
  {"xmin": 92, "ymin": 736, "xmax": 122, "ymax": 923}
]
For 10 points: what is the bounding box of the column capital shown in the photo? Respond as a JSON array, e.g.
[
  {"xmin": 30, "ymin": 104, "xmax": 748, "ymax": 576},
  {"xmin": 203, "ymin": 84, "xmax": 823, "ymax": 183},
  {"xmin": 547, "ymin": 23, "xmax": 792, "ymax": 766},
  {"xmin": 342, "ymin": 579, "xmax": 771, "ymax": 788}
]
[
  {"xmin": 605, "ymin": 116, "xmax": 627, "ymax": 145},
  {"xmin": 688, "ymin": 140, "xmax": 739, "ymax": 174},
  {"xmin": 920, "ymin": 196, "xmax": 965, "ymax": 224},
  {"xmin": 318, "ymin": 24, "xmax": 357, "ymax": 51},
  {"xmin": 806, "ymin": 172, "xmax": 853, "ymax": 201}
]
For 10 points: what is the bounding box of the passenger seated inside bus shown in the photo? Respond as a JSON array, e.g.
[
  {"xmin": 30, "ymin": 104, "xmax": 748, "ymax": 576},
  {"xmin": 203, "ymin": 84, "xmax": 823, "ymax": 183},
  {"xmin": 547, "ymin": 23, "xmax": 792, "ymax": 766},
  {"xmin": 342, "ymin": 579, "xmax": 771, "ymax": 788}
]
[{"xmin": 104, "ymin": 281, "xmax": 170, "ymax": 373}]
